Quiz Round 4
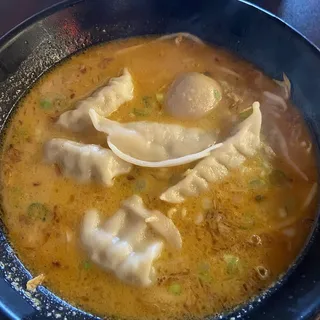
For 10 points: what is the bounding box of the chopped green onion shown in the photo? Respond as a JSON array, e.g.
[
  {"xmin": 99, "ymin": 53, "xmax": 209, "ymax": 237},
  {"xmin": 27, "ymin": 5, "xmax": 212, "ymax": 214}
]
[
  {"xmin": 9, "ymin": 187, "xmax": 22, "ymax": 208},
  {"xmin": 134, "ymin": 179, "xmax": 146, "ymax": 192},
  {"xmin": 199, "ymin": 272, "xmax": 213, "ymax": 283},
  {"xmin": 142, "ymin": 96, "xmax": 153, "ymax": 108},
  {"xmin": 13, "ymin": 127, "xmax": 28, "ymax": 140},
  {"xmin": 156, "ymin": 93, "xmax": 164, "ymax": 103},
  {"xmin": 223, "ymin": 254, "xmax": 239, "ymax": 274},
  {"xmin": 214, "ymin": 89, "xmax": 221, "ymax": 101},
  {"xmin": 11, "ymin": 186, "xmax": 22, "ymax": 195},
  {"xmin": 54, "ymin": 98, "xmax": 64, "ymax": 109},
  {"xmin": 83, "ymin": 260, "xmax": 91, "ymax": 270},
  {"xmin": 255, "ymin": 194, "xmax": 265, "ymax": 202},
  {"xmin": 133, "ymin": 108, "xmax": 150, "ymax": 116},
  {"xmin": 198, "ymin": 261, "xmax": 210, "ymax": 273},
  {"xmin": 198, "ymin": 262, "xmax": 213, "ymax": 283},
  {"xmin": 269, "ymin": 169, "xmax": 289, "ymax": 186},
  {"xmin": 239, "ymin": 214, "xmax": 255, "ymax": 230},
  {"xmin": 249, "ymin": 179, "xmax": 266, "ymax": 189},
  {"xmin": 27, "ymin": 203, "xmax": 50, "ymax": 221},
  {"xmin": 39, "ymin": 99, "xmax": 52, "ymax": 110},
  {"xmin": 203, "ymin": 71, "xmax": 211, "ymax": 77},
  {"xmin": 239, "ymin": 107, "xmax": 252, "ymax": 120},
  {"xmin": 168, "ymin": 283, "xmax": 182, "ymax": 295}
]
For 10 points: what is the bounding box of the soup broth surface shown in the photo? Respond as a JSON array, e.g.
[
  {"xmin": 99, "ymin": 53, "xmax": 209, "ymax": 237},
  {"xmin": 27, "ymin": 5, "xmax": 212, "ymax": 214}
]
[{"xmin": 1, "ymin": 35, "xmax": 318, "ymax": 319}]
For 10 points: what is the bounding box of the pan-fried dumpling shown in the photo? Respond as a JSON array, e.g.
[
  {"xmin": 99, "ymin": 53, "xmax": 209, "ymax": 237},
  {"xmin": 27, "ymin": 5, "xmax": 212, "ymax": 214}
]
[
  {"xmin": 57, "ymin": 68, "xmax": 134, "ymax": 132},
  {"xmin": 44, "ymin": 138, "xmax": 132, "ymax": 186},
  {"xmin": 160, "ymin": 102, "xmax": 262, "ymax": 203},
  {"xmin": 164, "ymin": 72, "xmax": 222, "ymax": 120},
  {"xmin": 81, "ymin": 195, "xmax": 182, "ymax": 286},
  {"xmin": 89, "ymin": 109, "xmax": 219, "ymax": 167}
]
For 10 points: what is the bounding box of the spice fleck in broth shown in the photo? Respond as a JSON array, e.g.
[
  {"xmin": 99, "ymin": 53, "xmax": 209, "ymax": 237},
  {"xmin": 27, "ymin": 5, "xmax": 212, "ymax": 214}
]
[{"xmin": 1, "ymin": 35, "xmax": 318, "ymax": 319}]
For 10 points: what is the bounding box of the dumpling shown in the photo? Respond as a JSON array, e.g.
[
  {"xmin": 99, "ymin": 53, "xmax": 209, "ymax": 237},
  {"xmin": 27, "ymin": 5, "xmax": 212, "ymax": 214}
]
[
  {"xmin": 164, "ymin": 72, "xmax": 222, "ymax": 120},
  {"xmin": 57, "ymin": 68, "xmax": 134, "ymax": 132},
  {"xmin": 160, "ymin": 102, "xmax": 262, "ymax": 203},
  {"xmin": 81, "ymin": 195, "xmax": 182, "ymax": 286},
  {"xmin": 89, "ymin": 109, "xmax": 220, "ymax": 167},
  {"xmin": 43, "ymin": 138, "xmax": 132, "ymax": 186}
]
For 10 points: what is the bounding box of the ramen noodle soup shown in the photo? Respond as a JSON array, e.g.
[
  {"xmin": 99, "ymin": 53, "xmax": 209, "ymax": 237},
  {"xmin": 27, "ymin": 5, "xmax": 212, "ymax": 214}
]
[{"xmin": 1, "ymin": 34, "xmax": 318, "ymax": 319}]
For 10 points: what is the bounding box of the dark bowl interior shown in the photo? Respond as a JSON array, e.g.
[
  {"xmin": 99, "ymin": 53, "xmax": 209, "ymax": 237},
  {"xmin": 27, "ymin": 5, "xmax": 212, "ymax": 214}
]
[{"xmin": 1, "ymin": 0, "xmax": 320, "ymax": 319}]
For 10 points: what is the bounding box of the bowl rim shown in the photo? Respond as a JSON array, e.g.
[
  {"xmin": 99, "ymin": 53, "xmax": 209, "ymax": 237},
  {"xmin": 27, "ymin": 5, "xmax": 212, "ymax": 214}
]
[{"xmin": 0, "ymin": 0, "xmax": 319, "ymax": 319}]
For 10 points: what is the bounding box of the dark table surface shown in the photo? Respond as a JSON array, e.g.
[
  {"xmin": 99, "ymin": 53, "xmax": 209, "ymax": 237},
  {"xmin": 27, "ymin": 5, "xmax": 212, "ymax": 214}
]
[
  {"xmin": 0, "ymin": 1, "xmax": 319, "ymax": 320},
  {"xmin": 0, "ymin": 0, "xmax": 320, "ymax": 48}
]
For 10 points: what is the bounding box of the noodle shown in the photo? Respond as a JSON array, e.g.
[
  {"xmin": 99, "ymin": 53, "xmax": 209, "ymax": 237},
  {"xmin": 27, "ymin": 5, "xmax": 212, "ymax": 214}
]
[
  {"xmin": 263, "ymin": 91, "xmax": 288, "ymax": 111},
  {"xmin": 274, "ymin": 73, "xmax": 291, "ymax": 100},
  {"xmin": 302, "ymin": 183, "xmax": 318, "ymax": 210},
  {"xmin": 270, "ymin": 124, "xmax": 309, "ymax": 181}
]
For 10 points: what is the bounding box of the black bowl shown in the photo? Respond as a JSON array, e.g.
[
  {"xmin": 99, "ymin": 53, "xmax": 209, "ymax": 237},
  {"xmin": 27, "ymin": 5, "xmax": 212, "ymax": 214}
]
[{"xmin": 1, "ymin": 0, "xmax": 320, "ymax": 319}]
